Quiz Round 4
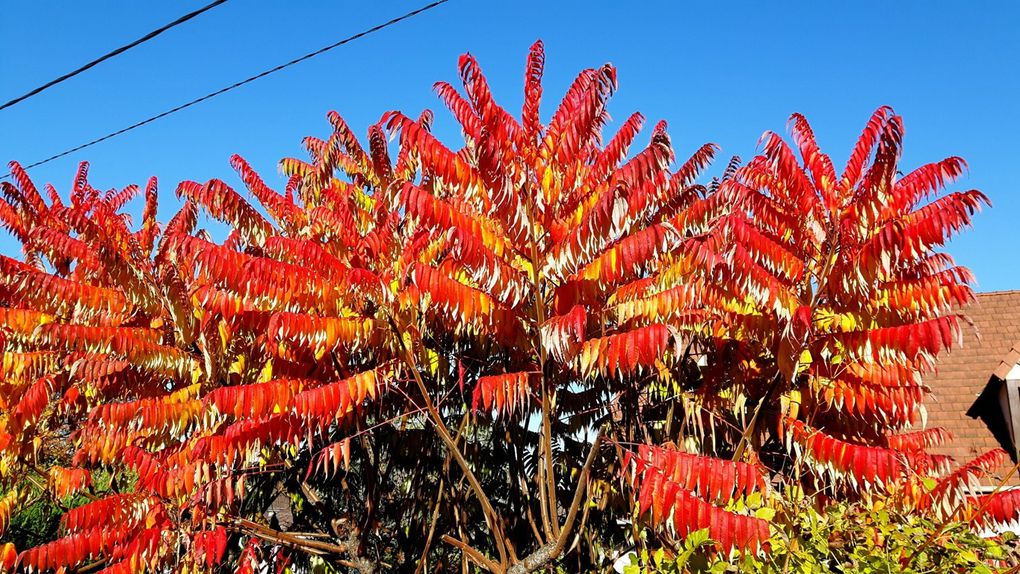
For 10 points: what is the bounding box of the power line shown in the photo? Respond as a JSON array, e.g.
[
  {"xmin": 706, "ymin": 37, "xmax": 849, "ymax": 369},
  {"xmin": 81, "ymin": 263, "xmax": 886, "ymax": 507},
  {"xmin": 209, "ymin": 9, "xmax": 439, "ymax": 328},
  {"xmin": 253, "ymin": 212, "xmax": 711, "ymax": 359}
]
[
  {"xmin": 0, "ymin": 0, "xmax": 231, "ymax": 112},
  {"xmin": 0, "ymin": 0, "xmax": 451, "ymax": 181}
]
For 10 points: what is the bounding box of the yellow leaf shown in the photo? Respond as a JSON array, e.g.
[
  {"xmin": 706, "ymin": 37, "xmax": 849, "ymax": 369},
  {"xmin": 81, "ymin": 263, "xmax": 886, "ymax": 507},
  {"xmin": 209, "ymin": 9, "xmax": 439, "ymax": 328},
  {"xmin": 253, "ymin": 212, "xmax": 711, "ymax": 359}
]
[
  {"xmin": 259, "ymin": 360, "xmax": 273, "ymax": 383},
  {"xmin": 229, "ymin": 355, "xmax": 246, "ymax": 376},
  {"xmin": 218, "ymin": 320, "xmax": 231, "ymax": 352},
  {"xmin": 424, "ymin": 348, "xmax": 440, "ymax": 376},
  {"xmin": 798, "ymin": 349, "xmax": 813, "ymax": 372}
]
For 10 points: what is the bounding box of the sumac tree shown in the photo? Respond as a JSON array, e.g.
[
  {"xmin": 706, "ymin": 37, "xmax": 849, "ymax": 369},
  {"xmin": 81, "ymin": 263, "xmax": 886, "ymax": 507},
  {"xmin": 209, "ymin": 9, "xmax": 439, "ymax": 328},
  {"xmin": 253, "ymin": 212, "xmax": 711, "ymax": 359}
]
[{"xmin": 0, "ymin": 43, "xmax": 1015, "ymax": 573}]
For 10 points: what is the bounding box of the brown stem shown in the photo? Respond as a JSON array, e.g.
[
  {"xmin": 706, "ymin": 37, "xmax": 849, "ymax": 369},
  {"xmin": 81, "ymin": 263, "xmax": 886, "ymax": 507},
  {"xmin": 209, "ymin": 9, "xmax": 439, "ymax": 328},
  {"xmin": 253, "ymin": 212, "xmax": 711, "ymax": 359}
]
[
  {"xmin": 540, "ymin": 386, "xmax": 559, "ymax": 538},
  {"xmin": 415, "ymin": 412, "xmax": 471, "ymax": 574},
  {"xmin": 732, "ymin": 366, "xmax": 797, "ymax": 461},
  {"xmin": 232, "ymin": 517, "xmax": 348, "ymax": 555},
  {"xmin": 567, "ymin": 482, "xmax": 594, "ymax": 555},
  {"xmin": 389, "ymin": 314, "xmax": 508, "ymax": 567},
  {"xmin": 72, "ymin": 560, "xmax": 106, "ymax": 574},
  {"xmin": 442, "ymin": 535, "xmax": 502, "ymax": 572},
  {"xmin": 535, "ymin": 445, "xmax": 553, "ymax": 539},
  {"xmin": 507, "ymin": 431, "xmax": 603, "ymax": 574},
  {"xmin": 521, "ymin": 478, "xmax": 545, "ymax": 544},
  {"xmin": 415, "ymin": 477, "xmax": 446, "ymax": 574},
  {"xmin": 521, "ymin": 181, "xmax": 559, "ymax": 540}
]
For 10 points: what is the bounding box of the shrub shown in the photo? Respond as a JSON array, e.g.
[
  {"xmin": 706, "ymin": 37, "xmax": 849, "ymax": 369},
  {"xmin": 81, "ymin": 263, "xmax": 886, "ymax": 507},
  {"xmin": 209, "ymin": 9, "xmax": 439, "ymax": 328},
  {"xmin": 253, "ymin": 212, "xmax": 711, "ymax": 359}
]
[
  {"xmin": 621, "ymin": 490, "xmax": 1018, "ymax": 573},
  {"xmin": 0, "ymin": 42, "xmax": 1012, "ymax": 573}
]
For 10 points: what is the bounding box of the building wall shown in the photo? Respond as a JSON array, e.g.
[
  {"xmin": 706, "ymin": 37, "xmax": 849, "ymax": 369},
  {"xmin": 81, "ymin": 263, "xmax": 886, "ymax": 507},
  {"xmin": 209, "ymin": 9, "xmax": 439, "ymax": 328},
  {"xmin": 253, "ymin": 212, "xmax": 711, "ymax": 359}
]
[{"xmin": 924, "ymin": 291, "xmax": 1020, "ymax": 485}]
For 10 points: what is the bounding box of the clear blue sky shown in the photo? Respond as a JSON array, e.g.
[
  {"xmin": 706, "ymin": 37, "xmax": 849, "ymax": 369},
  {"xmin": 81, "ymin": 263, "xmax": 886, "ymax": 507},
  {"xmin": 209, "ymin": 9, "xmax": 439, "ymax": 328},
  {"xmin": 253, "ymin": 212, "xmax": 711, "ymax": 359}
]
[{"xmin": 1, "ymin": 1, "xmax": 1017, "ymax": 290}]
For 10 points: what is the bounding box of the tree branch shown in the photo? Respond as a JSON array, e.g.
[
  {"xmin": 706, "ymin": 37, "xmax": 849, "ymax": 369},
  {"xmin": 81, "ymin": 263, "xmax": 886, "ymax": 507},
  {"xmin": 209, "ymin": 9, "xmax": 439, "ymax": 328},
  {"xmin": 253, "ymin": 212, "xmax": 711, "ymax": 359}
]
[
  {"xmin": 415, "ymin": 412, "xmax": 470, "ymax": 574},
  {"xmin": 523, "ymin": 184, "xmax": 560, "ymax": 541},
  {"xmin": 442, "ymin": 535, "xmax": 502, "ymax": 573},
  {"xmin": 388, "ymin": 314, "xmax": 508, "ymax": 568},
  {"xmin": 507, "ymin": 430, "xmax": 603, "ymax": 574}
]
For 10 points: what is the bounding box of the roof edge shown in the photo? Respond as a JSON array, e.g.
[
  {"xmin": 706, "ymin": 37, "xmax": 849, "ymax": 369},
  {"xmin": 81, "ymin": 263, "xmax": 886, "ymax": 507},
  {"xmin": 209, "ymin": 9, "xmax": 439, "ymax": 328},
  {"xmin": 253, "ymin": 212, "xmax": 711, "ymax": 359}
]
[{"xmin": 993, "ymin": 340, "xmax": 1020, "ymax": 381}]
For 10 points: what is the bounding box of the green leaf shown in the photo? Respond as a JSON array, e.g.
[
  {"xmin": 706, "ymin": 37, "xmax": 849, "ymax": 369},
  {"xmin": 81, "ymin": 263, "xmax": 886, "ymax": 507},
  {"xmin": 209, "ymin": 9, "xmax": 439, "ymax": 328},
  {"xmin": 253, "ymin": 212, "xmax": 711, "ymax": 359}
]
[
  {"xmin": 687, "ymin": 528, "xmax": 711, "ymax": 548},
  {"xmin": 653, "ymin": 548, "xmax": 665, "ymax": 567}
]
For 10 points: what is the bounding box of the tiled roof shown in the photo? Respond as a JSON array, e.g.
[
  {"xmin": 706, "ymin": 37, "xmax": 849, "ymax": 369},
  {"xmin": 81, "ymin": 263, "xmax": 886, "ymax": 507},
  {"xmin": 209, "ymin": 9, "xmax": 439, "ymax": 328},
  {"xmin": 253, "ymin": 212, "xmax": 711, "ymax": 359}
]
[{"xmin": 924, "ymin": 290, "xmax": 1020, "ymax": 481}]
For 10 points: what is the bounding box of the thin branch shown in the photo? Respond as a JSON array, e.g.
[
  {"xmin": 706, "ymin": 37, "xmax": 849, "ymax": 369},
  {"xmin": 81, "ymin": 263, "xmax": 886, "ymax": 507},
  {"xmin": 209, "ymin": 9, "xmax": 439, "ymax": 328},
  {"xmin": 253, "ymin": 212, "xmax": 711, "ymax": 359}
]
[
  {"xmin": 518, "ymin": 180, "xmax": 559, "ymax": 542},
  {"xmin": 415, "ymin": 477, "xmax": 447, "ymax": 574},
  {"xmin": 507, "ymin": 430, "xmax": 603, "ymax": 574},
  {"xmin": 388, "ymin": 313, "xmax": 508, "ymax": 568},
  {"xmin": 231, "ymin": 517, "xmax": 346, "ymax": 555},
  {"xmin": 442, "ymin": 535, "xmax": 501, "ymax": 573},
  {"xmin": 415, "ymin": 412, "xmax": 470, "ymax": 574}
]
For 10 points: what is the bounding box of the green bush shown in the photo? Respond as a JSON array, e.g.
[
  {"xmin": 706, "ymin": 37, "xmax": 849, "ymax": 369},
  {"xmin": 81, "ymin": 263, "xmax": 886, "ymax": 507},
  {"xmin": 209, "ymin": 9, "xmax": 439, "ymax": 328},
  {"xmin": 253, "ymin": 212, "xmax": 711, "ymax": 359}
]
[{"xmin": 621, "ymin": 490, "xmax": 1018, "ymax": 573}]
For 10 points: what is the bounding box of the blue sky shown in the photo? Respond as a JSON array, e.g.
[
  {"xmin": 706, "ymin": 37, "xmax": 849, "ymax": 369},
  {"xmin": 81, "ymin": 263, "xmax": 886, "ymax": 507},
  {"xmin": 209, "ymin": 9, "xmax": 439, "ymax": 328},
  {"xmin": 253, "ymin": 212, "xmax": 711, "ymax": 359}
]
[{"xmin": 0, "ymin": 1, "xmax": 1016, "ymax": 290}]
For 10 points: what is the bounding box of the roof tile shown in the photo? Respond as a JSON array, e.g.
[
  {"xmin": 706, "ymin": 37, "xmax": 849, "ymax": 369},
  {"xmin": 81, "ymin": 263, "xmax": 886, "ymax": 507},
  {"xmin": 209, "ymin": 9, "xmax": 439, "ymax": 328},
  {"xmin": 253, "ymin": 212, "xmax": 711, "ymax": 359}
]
[{"xmin": 925, "ymin": 291, "xmax": 1020, "ymax": 484}]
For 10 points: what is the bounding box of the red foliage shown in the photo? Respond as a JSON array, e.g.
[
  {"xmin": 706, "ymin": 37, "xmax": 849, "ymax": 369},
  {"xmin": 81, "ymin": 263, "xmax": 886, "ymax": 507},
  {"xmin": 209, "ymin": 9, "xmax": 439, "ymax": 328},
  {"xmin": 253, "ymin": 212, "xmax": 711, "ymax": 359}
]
[{"xmin": 0, "ymin": 42, "xmax": 1007, "ymax": 572}]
